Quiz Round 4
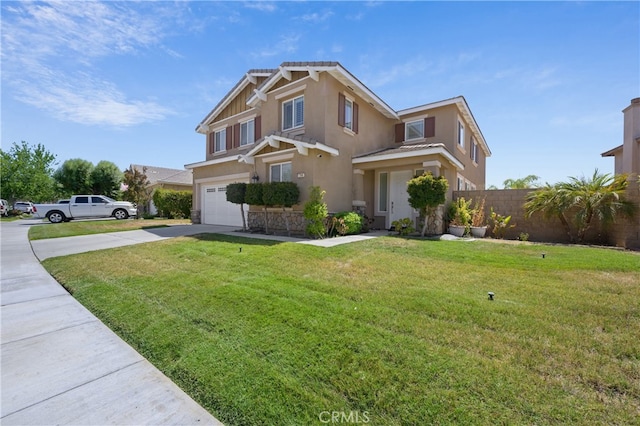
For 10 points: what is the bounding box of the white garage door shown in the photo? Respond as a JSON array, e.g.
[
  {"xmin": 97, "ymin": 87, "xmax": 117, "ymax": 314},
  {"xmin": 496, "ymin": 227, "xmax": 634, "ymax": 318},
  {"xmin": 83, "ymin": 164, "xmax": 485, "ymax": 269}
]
[{"xmin": 202, "ymin": 181, "xmax": 247, "ymax": 226}]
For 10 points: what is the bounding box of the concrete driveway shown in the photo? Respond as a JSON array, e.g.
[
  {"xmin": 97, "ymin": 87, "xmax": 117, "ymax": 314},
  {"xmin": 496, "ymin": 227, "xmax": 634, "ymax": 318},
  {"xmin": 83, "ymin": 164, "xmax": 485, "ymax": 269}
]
[{"xmin": 30, "ymin": 223, "xmax": 238, "ymax": 260}]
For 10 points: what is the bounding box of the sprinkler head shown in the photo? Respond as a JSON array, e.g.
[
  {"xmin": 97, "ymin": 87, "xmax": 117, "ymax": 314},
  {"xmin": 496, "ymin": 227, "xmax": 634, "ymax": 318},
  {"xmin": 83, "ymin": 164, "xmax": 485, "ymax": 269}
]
[{"xmin": 488, "ymin": 292, "xmax": 495, "ymax": 301}]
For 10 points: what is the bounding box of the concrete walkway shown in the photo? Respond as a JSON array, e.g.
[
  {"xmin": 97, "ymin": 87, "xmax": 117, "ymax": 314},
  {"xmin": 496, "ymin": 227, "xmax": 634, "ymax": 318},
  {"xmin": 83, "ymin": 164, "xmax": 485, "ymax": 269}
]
[{"xmin": 1, "ymin": 219, "xmax": 223, "ymax": 425}]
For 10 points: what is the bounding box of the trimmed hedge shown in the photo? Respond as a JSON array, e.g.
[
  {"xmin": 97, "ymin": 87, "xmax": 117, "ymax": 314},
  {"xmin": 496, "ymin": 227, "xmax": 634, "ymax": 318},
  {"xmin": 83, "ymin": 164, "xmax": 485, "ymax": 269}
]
[{"xmin": 153, "ymin": 189, "xmax": 192, "ymax": 219}]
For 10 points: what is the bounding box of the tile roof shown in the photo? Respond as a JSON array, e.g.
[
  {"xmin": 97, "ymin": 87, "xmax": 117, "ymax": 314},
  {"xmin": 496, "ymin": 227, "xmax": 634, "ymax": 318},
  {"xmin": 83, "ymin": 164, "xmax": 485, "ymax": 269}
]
[
  {"xmin": 131, "ymin": 164, "xmax": 193, "ymax": 186},
  {"xmin": 353, "ymin": 143, "xmax": 446, "ymax": 159}
]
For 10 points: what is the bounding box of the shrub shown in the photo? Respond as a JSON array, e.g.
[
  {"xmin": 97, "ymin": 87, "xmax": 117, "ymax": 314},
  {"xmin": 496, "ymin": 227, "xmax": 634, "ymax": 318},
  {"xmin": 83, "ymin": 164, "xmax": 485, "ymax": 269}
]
[
  {"xmin": 490, "ymin": 208, "xmax": 515, "ymax": 239},
  {"xmin": 303, "ymin": 186, "xmax": 328, "ymax": 239},
  {"xmin": 245, "ymin": 183, "xmax": 264, "ymax": 206},
  {"xmin": 153, "ymin": 189, "xmax": 192, "ymax": 219},
  {"xmin": 391, "ymin": 217, "xmax": 415, "ymax": 236},
  {"xmin": 226, "ymin": 182, "xmax": 247, "ymax": 231},
  {"xmin": 334, "ymin": 211, "xmax": 363, "ymax": 235},
  {"xmin": 447, "ymin": 198, "xmax": 472, "ymax": 227}
]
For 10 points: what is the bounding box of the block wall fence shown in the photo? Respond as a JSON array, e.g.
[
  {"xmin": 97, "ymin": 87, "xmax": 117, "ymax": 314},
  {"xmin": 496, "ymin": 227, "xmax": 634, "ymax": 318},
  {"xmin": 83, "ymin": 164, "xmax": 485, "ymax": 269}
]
[{"xmin": 454, "ymin": 176, "xmax": 640, "ymax": 250}]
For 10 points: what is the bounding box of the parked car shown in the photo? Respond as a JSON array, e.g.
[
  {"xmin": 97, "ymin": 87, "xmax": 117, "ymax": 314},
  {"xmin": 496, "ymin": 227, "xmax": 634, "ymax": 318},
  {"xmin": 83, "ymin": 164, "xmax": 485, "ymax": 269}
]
[
  {"xmin": 0, "ymin": 199, "xmax": 9, "ymax": 216},
  {"xmin": 14, "ymin": 201, "xmax": 36, "ymax": 214},
  {"xmin": 34, "ymin": 195, "xmax": 137, "ymax": 223}
]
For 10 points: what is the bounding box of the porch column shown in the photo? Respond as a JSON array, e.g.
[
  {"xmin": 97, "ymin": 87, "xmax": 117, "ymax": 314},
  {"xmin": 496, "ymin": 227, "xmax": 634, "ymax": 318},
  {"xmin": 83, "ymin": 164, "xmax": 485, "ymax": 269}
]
[
  {"xmin": 422, "ymin": 160, "xmax": 442, "ymax": 176},
  {"xmin": 352, "ymin": 169, "xmax": 366, "ymax": 210}
]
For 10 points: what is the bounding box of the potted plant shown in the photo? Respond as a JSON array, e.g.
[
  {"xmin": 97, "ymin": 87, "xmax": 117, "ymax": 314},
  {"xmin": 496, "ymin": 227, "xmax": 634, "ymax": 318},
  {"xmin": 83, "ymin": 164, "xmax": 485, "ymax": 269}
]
[
  {"xmin": 447, "ymin": 197, "xmax": 471, "ymax": 237},
  {"xmin": 470, "ymin": 197, "xmax": 488, "ymax": 238}
]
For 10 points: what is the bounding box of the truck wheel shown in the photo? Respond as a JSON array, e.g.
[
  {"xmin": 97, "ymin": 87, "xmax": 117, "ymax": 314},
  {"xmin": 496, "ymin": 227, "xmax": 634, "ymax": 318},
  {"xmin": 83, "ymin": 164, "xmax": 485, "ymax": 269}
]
[
  {"xmin": 113, "ymin": 209, "xmax": 129, "ymax": 220},
  {"xmin": 47, "ymin": 211, "xmax": 65, "ymax": 224}
]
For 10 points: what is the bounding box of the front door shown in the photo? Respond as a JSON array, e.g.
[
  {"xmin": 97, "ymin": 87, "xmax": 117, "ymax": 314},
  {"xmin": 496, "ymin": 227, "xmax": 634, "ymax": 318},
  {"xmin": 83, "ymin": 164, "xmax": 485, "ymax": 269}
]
[{"xmin": 389, "ymin": 170, "xmax": 414, "ymax": 227}]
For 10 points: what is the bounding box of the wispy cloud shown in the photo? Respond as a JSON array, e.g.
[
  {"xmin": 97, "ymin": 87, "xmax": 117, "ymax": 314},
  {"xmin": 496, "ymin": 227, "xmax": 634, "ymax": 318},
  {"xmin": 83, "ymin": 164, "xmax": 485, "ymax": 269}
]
[
  {"xmin": 251, "ymin": 34, "xmax": 300, "ymax": 58},
  {"xmin": 361, "ymin": 57, "xmax": 431, "ymax": 87},
  {"xmin": 299, "ymin": 10, "xmax": 334, "ymax": 23},
  {"xmin": 244, "ymin": 2, "xmax": 277, "ymax": 13},
  {"xmin": 1, "ymin": 1, "xmax": 178, "ymax": 127}
]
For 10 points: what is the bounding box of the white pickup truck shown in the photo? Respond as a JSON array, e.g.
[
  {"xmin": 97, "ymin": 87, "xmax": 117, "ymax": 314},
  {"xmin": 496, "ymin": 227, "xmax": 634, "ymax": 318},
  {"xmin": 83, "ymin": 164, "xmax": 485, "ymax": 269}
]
[{"xmin": 35, "ymin": 195, "xmax": 137, "ymax": 223}]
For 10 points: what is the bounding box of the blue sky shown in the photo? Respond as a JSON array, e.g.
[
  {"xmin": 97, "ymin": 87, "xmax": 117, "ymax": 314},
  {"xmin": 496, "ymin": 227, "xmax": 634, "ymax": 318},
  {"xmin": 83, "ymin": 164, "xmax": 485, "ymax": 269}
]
[{"xmin": 2, "ymin": 1, "xmax": 638, "ymax": 187}]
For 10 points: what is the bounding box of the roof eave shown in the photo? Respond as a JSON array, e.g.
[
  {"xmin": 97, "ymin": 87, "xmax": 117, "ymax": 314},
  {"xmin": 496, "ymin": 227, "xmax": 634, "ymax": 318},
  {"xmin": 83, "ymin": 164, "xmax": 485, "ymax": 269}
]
[{"xmin": 352, "ymin": 146, "xmax": 464, "ymax": 171}]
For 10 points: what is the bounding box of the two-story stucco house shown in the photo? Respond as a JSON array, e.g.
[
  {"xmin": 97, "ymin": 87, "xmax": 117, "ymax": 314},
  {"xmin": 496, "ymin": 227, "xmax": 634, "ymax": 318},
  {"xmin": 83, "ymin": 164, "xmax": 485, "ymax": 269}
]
[{"xmin": 186, "ymin": 61, "xmax": 491, "ymax": 232}]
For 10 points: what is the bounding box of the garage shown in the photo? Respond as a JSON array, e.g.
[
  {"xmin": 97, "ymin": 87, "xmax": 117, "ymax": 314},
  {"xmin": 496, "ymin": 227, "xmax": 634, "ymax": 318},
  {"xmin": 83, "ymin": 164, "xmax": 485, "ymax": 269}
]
[{"xmin": 201, "ymin": 181, "xmax": 247, "ymax": 226}]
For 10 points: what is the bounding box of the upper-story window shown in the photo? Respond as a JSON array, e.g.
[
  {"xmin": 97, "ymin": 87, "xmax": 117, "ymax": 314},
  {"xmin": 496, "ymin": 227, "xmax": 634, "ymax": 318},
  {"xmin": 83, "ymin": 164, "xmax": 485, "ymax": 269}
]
[
  {"xmin": 470, "ymin": 137, "xmax": 478, "ymax": 163},
  {"xmin": 214, "ymin": 128, "xmax": 226, "ymax": 153},
  {"xmin": 406, "ymin": 119, "xmax": 425, "ymax": 141},
  {"xmin": 283, "ymin": 95, "xmax": 304, "ymax": 131},
  {"xmin": 457, "ymin": 121, "xmax": 465, "ymax": 148},
  {"xmin": 338, "ymin": 93, "xmax": 358, "ymax": 133},
  {"xmin": 270, "ymin": 162, "xmax": 292, "ymax": 182},
  {"xmin": 345, "ymin": 99, "xmax": 353, "ymax": 130},
  {"xmin": 240, "ymin": 119, "xmax": 255, "ymax": 146}
]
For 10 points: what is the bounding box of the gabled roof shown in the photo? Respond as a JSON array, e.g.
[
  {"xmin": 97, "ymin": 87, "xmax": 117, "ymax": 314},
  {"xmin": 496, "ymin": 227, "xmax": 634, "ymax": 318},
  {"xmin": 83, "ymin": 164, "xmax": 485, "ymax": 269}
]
[
  {"xmin": 246, "ymin": 61, "xmax": 398, "ymax": 120},
  {"xmin": 196, "ymin": 69, "xmax": 275, "ymax": 133},
  {"xmin": 398, "ymin": 96, "xmax": 491, "ymax": 157},
  {"xmin": 131, "ymin": 164, "xmax": 193, "ymax": 186},
  {"xmin": 239, "ymin": 131, "xmax": 339, "ymax": 164}
]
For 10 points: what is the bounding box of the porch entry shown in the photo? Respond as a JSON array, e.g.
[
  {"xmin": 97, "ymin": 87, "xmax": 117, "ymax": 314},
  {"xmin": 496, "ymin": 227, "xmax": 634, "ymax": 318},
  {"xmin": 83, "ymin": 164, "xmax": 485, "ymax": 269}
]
[{"xmin": 389, "ymin": 170, "xmax": 414, "ymax": 227}]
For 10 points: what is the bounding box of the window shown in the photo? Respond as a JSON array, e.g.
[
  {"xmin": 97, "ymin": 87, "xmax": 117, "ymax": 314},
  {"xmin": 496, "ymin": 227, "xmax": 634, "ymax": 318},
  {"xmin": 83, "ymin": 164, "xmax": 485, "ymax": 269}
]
[
  {"xmin": 214, "ymin": 128, "xmax": 226, "ymax": 152},
  {"xmin": 406, "ymin": 119, "xmax": 424, "ymax": 140},
  {"xmin": 470, "ymin": 137, "xmax": 478, "ymax": 163},
  {"xmin": 457, "ymin": 121, "xmax": 465, "ymax": 148},
  {"xmin": 75, "ymin": 196, "xmax": 88, "ymax": 204},
  {"xmin": 345, "ymin": 99, "xmax": 353, "ymax": 130},
  {"xmin": 457, "ymin": 175, "xmax": 464, "ymax": 191},
  {"xmin": 270, "ymin": 162, "xmax": 292, "ymax": 182},
  {"xmin": 378, "ymin": 172, "xmax": 388, "ymax": 212},
  {"xmin": 338, "ymin": 93, "xmax": 358, "ymax": 133},
  {"xmin": 282, "ymin": 96, "xmax": 304, "ymax": 130},
  {"xmin": 91, "ymin": 196, "xmax": 107, "ymax": 204},
  {"xmin": 240, "ymin": 119, "xmax": 255, "ymax": 146}
]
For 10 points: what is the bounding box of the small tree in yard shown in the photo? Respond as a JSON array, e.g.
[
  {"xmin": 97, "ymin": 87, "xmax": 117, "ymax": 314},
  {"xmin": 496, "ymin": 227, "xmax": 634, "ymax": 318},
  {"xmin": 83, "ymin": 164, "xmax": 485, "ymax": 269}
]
[
  {"xmin": 407, "ymin": 172, "xmax": 449, "ymax": 237},
  {"xmin": 524, "ymin": 170, "xmax": 636, "ymax": 243},
  {"xmin": 303, "ymin": 186, "xmax": 328, "ymax": 239},
  {"xmin": 122, "ymin": 166, "xmax": 151, "ymax": 216},
  {"xmin": 226, "ymin": 183, "xmax": 247, "ymax": 231}
]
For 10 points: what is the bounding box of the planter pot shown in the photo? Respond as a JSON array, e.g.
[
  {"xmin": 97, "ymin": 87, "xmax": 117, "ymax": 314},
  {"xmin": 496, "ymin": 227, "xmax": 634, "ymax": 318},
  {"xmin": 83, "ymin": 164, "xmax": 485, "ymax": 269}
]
[
  {"xmin": 470, "ymin": 226, "xmax": 488, "ymax": 238},
  {"xmin": 448, "ymin": 225, "xmax": 466, "ymax": 237}
]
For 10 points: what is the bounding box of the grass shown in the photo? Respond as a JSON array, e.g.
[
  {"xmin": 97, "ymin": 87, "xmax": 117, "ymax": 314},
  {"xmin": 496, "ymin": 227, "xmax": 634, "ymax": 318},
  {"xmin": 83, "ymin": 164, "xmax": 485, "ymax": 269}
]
[
  {"xmin": 28, "ymin": 218, "xmax": 191, "ymax": 240},
  {"xmin": 42, "ymin": 236, "xmax": 640, "ymax": 425}
]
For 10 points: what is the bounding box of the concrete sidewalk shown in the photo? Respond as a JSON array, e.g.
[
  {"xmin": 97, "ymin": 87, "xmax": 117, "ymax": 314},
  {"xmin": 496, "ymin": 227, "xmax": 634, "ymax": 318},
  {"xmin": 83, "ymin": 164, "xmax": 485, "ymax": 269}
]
[{"xmin": 1, "ymin": 219, "xmax": 222, "ymax": 425}]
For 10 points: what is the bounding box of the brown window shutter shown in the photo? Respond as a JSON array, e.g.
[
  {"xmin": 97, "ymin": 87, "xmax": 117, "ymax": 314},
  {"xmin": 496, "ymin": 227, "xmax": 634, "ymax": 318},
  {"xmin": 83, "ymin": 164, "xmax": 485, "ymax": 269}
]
[
  {"xmin": 395, "ymin": 123, "xmax": 404, "ymax": 143},
  {"xmin": 226, "ymin": 126, "xmax": 232, "ymax": 151},
  {"xmin": 207, "ymin": 132, "xmax": 213, "ymax": 154},
  {"xmin": 254, "ymin": 116, "xmax": 261, "ymax": 142},
  {"xmin": 233, "ymin": 123, "xmax": 240, "ymax": 148},
  {"xmin": 425, "ymin": 116, "xmax": 435, "ymax": 138},
  {"xmin": 338, "ymin": 93, "xmax": 345, "ymax": 127},
  {"xmin": 353, "ymin": 102, "xmax": 359, "ymax": 134}
]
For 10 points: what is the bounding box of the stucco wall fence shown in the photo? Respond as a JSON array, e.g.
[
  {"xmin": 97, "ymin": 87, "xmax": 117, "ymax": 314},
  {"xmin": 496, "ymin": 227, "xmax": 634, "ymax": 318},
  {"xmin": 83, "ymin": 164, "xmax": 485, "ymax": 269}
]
[{"xmin": 454, "ymin": 178, "xmax": 640, "ymax": 249}]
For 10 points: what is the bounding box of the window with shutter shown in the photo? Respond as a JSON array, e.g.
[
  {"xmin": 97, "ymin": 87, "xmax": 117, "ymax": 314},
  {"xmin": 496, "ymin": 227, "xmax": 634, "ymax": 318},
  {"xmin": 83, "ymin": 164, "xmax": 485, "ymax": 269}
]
[
  {"xmin": 214, "ymin": 128, "xmax": 226, "ymax": 153},
  {"xmin": 283, "ymin": 96, "xmax": 304, "ymax": 130},
  {"xmin": 240, "ymin": 118, "xmax": 255, "ymax": 146},
  {"xmin": 405, "ymin": 119, "xmax": 424, "ymax": 140}
]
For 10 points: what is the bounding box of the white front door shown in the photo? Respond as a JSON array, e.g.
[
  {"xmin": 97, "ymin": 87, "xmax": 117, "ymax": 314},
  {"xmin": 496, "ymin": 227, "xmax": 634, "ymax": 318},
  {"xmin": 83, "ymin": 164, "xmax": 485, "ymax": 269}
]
[{"xmin": 389, "ymin": 170, "xmax": 414, "ymax": 226}]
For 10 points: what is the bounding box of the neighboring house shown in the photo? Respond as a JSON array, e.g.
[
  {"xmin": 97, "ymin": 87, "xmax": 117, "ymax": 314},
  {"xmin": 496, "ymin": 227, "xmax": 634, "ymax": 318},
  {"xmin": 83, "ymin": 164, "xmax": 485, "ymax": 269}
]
[
  {"xmin": 601, "ymin": 97, "xmax": 640, "ymax": 176},
  {"xmin": 186, "ymin": 61, "xmax": 491, "ymax": 231},
  {"xmin": 131, "ymin": 164, "xmax": 193, "ymax": 215}
]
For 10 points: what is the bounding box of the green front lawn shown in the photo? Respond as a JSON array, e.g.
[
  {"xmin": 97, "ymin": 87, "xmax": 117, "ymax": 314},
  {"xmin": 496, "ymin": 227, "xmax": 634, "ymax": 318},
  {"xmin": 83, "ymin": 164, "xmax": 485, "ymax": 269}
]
[
  {"xmin": 43, "ymin": 236, "xmax": 640, "ymax": 425},
  {"xmin": 28, "ymin": 218, "xmax": 191, "ymax": 240}
]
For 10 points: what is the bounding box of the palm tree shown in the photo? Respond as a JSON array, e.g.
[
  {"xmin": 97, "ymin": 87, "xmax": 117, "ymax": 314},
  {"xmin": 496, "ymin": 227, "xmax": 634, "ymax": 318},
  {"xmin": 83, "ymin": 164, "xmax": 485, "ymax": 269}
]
[
  {"xmin": 524, "ymin": 170, "xmax": 636, "ymax": 243},
  {"xmin": 503, "ymin": 174, "xmax": 540, "ymax": 189}
]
